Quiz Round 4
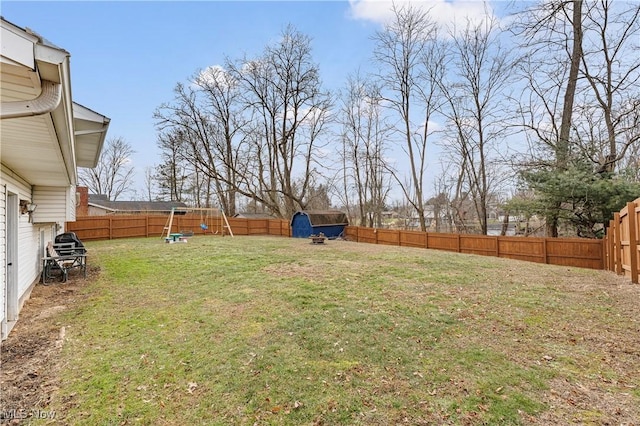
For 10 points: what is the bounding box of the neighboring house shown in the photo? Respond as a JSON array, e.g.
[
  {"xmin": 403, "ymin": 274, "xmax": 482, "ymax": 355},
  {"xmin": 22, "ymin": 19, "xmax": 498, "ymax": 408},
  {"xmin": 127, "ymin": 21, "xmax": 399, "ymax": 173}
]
[
  {"xmin": 82, "ymin": 191, "xmax": 187, "ymax": 215},
  {"xmin": 1, "ymin": 18, "xmax": 110, "ymax": 339}
]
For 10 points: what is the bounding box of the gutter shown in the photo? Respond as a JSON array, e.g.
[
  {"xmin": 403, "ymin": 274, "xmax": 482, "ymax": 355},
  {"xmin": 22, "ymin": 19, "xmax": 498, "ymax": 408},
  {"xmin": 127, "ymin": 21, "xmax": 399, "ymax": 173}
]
[{"xmin": 0, "ymin": 80, "xmax": 62, "ymax": 119}]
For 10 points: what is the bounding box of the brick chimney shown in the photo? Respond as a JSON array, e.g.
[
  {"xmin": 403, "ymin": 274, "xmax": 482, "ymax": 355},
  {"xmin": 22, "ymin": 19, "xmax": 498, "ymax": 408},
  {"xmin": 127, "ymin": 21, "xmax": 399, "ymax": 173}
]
[{"xmin": 76, "ymin": 186, "xmax": 89, "ymax": 216}]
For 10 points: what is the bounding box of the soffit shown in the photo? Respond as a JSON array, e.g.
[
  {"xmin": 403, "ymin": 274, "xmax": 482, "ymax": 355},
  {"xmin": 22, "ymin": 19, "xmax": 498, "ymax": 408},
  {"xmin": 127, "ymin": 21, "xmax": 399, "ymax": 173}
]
[{"xmin": 0, "ymin": 62, "xmax": 71, "ymax": 186}]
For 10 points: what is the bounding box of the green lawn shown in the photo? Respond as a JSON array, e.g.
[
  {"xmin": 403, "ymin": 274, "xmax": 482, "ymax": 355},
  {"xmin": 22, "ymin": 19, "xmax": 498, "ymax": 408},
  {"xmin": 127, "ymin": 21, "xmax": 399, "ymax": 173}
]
[{"xmin": 49, "ymin": 236, "xmax": 640, "ymax": 425}]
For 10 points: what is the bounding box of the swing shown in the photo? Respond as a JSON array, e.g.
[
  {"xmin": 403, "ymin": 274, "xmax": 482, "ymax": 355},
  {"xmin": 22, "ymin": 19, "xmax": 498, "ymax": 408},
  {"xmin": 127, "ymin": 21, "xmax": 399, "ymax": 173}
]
[{"xmin": 200, "ymin": 209, "xmax": 209, "ymax": 233}]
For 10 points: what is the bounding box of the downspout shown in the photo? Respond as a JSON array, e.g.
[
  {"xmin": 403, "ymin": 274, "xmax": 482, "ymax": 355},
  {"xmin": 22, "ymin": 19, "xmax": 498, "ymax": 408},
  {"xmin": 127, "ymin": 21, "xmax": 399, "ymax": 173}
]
[{"xmin": 0, "ymin": 80, "xmax": 61, "ymax": 119}]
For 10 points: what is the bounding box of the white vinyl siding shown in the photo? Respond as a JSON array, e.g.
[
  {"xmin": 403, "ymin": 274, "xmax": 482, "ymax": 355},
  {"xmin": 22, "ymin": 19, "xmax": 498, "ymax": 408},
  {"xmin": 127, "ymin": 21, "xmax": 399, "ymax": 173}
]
[
  {"xmin": 1, "ymin": 172, "xmax": 55, "ymax": 337},
  {"xmin": 0, "ymin": 184, "xmax": 6, "ymax": 334},
  {"xmin": 32, "ymin": 185, "xmax": 75, "ymax": 224},
  {"xmin": 17, "ymin": 213, "xmax": 40, "ymax": 297}
]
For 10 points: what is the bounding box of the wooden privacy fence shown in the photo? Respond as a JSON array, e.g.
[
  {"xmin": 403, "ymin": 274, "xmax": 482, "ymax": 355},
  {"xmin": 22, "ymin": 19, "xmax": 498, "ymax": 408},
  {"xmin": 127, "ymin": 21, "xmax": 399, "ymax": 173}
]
[
  {"xmin": 67, "ymin": 214, "xmax": 291, "ymax": 241},
  {"xmin": 604, "ymin": 198, "xmax": 640, "ymax": 284},
  {"xmin": 344, "ymin": 226, "xmax": 604, "ymax": 270},
  {"xmin": 67, "ymin": 214, "xmax": 609, "ymax": 272}
]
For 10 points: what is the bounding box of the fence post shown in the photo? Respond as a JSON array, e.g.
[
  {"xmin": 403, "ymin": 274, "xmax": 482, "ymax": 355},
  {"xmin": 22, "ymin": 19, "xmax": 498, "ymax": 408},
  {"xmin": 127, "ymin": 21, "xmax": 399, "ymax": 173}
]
[
  {"xmin": 457, "ymin": 234, "xmax": 461, "ymax": 253},
  {"xmin": 609, "ymin": 219, "xmax": 616, "ymax": 272},
  {"xmin": 627, "ymin": 201, "xmax": 639, "ymax": 284},
  {"xmin": 495, "ymin": 236, "xmax": 500, "ymax": 258},
  {"xmin": 603, "ymin": 229, "xmax": 608, "ymax": 271},
  {"xmin": 543, "ymin": 238, "xmax": 548, "ymax": 265},
  {"xmin": 614, "ymin": 212, "xmax": 622, "ymax": 275}
]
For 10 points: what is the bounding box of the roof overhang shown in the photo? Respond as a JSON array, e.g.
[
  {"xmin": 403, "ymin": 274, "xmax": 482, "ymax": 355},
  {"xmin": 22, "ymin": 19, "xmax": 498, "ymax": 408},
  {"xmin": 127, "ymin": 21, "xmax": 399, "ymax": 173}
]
[
  {"xmin": 74, "ymin": 103, "xmax": 111, "ymax": 168},
  {"xmin": 0, "ymin": 18, "xmax": 109, "ymax": 186}
]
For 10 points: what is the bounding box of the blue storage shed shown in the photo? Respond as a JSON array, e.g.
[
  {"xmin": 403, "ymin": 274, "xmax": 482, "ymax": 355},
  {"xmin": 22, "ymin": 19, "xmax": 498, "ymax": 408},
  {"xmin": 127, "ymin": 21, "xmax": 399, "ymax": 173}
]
[{"xmin": 291, "ymin": 210, "xmax": 349, "ymax": 239}]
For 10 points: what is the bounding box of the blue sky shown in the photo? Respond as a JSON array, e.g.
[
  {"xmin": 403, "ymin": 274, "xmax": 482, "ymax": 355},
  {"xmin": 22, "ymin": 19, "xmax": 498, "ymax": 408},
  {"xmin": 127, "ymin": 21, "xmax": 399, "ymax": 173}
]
[{"xmin": 2, "ymin": 1, "xmax": 505, "ymax": 199}]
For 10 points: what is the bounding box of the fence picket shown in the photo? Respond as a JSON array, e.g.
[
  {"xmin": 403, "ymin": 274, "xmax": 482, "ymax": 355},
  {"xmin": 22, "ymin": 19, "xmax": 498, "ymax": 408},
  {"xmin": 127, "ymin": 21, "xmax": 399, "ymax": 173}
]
[
  {"xmin": 614, "ymin": 212, "xmax": 623, "ymax": 275},
  {"xmin": 607, "ymin": 219, "xmax": 614, "ymax": 272},
  {"xmin": 628, "ymin": 201, "xmax": 639, "ymax": 284}
]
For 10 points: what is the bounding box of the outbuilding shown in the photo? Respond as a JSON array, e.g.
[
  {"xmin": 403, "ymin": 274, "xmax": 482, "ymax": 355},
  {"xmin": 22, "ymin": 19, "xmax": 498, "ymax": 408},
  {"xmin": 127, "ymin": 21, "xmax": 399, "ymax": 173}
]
[{"xmin": 290, "ymin": 210, "xmax": 348, "ymax": 239}]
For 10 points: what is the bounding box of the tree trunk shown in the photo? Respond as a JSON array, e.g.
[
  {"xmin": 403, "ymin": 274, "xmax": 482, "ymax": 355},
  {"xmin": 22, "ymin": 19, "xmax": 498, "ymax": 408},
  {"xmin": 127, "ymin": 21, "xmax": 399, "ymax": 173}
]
[{"xmin": 549, "ymin": 0, "xmax": 582, "ymax": 237}]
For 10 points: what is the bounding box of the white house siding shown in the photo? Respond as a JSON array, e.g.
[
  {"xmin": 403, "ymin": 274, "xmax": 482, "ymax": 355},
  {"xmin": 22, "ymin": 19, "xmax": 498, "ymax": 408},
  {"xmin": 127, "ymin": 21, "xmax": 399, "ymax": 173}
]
[
  {"xmin": 1, "ymin": 184, "xmax": 6, "ymax": 336},
  {"xmin": 1, "ymin": 171, "xmax": 56, "ymax": 339},
  {"xmin": 32, "ymin": 185, "xmax": 76, "ymax": 226},
  {"xmin": 17, "ymin": 214, "xmax": 41, "ymax": 299}
]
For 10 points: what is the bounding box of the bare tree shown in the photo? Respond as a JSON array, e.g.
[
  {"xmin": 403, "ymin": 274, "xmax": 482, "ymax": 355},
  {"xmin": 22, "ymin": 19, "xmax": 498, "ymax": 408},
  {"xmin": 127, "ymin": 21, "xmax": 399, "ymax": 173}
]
[
  {"xmin": 513, "ymin": 0, "xmax": 640, "ymax": 236},
  {"xmin": 560, "ymin": 0, "xmax": 584, "ymax": 169},
  {"xmin": 154, "ymin": 129, "xmax": 191, "ymax": 202},
  {"xmin": 78, "ymin": 136, "xmax": 136, "ymax": 201},
  {"xmin": 143, "ymin": 166, "xmax": 157, "ymax": 201},
  {"xmin": 512, "ymin": 0, "xmax": 584, "ymax": 236},
  {"xmin": 190, "ymin": 65, "xmax": 246, "ymax": 215},
  {"xmin": 155, "ymin": 74, "xmax": 250, "ymax": 213},
  {"xmin": 155, "ymin": 26, "xmax": 332, "ymax": 219},
  {"xmin": 429, "ymin": 168, "xmax": 458, "ymax": 233},
  {"xmin": 302, "ymin": 182, "xmax": 332, "ymax": 210},
  {"xmin": 620, "ymin": 136, "xmax": 640, "ymax": 182},
  {"xmin": 437, "ymin": 14, "xmax": 514, "ymax": 235},
  {"xmin": 226, "ymin": 25, "xmax": 333, "ymax": 218},
  {"xmin": 577, "ymin": 0, "xmax": 640, "ymax": 172},
  {"xmin": 338, "ymin": 72, "xmax": 392, "ymax": 227},
  {"xmin": 372, "ymin": 3, "xmax": 440, "ymax": 231}
]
